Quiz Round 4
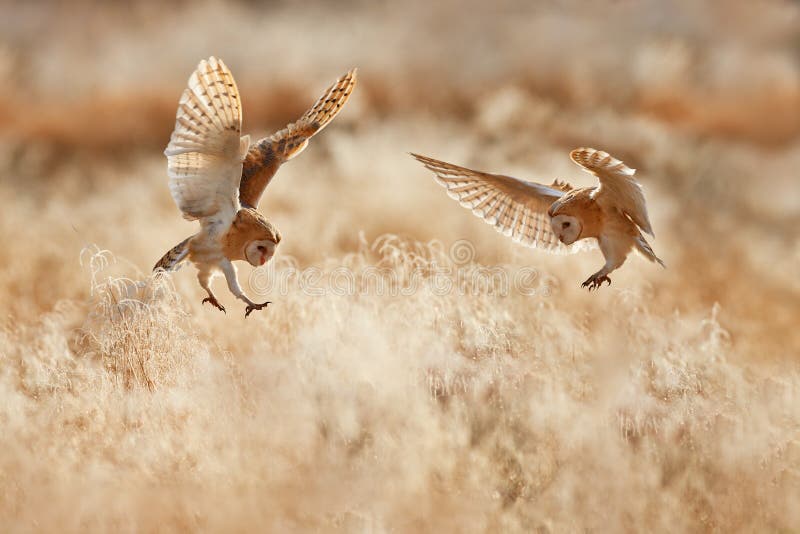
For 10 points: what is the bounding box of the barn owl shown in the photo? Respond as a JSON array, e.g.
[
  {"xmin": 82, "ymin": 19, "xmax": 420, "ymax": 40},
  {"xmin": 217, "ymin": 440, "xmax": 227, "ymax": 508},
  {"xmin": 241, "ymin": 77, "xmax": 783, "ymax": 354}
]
[
  {"xmin": 153, "ymin": 57, "xmax": 357, "ymax": 315},
  {"xmin": 411, "ymin": 149, "xmax": 664, "ymax": 290}
]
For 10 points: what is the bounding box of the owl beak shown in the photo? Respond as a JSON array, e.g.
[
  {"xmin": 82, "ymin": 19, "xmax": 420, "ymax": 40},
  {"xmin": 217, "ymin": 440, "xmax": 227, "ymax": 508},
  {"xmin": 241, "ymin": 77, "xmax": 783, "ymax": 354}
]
[{"xmin": 260, "ymin": 255, "xmax": 267, "ymax": 266}]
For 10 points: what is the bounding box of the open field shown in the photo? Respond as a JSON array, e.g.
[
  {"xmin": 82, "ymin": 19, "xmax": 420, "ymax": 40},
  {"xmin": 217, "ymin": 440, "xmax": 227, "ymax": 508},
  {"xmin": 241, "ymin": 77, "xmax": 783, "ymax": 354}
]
[{"xmin": 1, "ymin": 0, "xmax": 799, "ymax": 531}]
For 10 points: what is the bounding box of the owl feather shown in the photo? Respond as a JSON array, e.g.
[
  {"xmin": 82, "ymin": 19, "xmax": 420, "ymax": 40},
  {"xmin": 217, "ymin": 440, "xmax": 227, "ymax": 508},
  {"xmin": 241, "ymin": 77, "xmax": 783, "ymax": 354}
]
[
  {"xmin": 164, "ymin": 56, "xmax": 249, "ymax": 226},
  {"xmin": 410, "ymin": 153, "xmax": 595, "ymax": 253},
  {"xmin": 570, "ymin": 147, "xmax": 654, "ymax": 237},
  {"xmin": 239, "ymin": 68, "xmax": 357, "ymax": 208}
]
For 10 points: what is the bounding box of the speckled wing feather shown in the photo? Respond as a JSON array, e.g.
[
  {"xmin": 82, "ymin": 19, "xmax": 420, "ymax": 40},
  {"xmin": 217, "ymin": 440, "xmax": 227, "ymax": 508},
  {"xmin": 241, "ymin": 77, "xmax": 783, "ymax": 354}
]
[
  {"xmin": 412, "ymin": 154, "xmax": 579, "ymax": 252},
  {"xmin": 239, "ymin": 68, "xmax": 357, "ymax": 207},
  {"xmin": 570, "ymin": 147, "xmax": 654, "ymax": 236},
  {"xmin": 153, "ymin": 236, "xmax": 191, "ymax": 271},
  {"xmin": 165, "ymin": 56, "xmax": 250, "ymax": 225}
]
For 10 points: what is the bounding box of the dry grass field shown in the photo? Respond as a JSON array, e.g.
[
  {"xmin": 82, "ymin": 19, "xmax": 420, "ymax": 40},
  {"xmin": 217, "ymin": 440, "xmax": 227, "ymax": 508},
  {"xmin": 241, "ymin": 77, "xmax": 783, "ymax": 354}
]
[{"xmin": 1, "ymin": 0, "xmax": 799, "ymax": 531}]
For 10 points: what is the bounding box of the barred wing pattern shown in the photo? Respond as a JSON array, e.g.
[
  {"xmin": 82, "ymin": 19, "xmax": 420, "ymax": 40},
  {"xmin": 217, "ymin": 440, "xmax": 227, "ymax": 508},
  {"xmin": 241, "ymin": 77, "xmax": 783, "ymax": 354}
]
[
  {"xmin": 570, "ymin": 147, "xmax": 653, "ymax": 236},
  {"xmin": 239, "ymin": 68, "xmax": 358, "ymax": 207},
  {"xmin": 165, "ymin": 56, "xmax": 249, "ymax": 223},
  {"xmin": 412, "ymin": 154, "xmax": 576, "ymax": 252}
]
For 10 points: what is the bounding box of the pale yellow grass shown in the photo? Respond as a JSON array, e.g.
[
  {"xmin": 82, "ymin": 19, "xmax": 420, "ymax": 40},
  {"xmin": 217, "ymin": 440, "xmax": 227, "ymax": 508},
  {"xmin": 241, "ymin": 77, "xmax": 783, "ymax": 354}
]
[{"xmin": 2, "ymin": 235, "xmax": 799, "ymax": 531}]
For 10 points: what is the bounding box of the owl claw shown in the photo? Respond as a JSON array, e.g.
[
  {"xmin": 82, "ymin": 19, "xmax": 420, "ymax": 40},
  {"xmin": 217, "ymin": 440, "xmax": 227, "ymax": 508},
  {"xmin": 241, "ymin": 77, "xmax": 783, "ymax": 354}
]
[
  {"xmin": 245, "ymin": 301, "xmax": 271, "ymax": 318},
  {"xmin": 581, "ymin": 275, "xmax": 611, "ymax": 291},
  {"xmin": 202, "ymin": 296, "xmax": 226, "ymax": 313}
]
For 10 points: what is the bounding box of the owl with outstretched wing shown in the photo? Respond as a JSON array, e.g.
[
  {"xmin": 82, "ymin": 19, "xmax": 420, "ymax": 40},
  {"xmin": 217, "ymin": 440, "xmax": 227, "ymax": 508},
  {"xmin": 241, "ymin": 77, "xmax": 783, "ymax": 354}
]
[
  {"xmin": 154, "ymin": 57, "xmax": 356, "ymax": 315},
  {"xmin": 412, "ymin": 149, "xmax": 663, "ymax": 290}
]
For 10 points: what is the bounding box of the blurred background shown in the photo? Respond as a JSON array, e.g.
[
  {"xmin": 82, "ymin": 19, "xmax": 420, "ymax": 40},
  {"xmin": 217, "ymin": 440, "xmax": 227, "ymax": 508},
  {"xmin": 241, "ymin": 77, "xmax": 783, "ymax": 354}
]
[{"xmin": 0, "ymin": 0, "xmax": 799, "ymax": 531}]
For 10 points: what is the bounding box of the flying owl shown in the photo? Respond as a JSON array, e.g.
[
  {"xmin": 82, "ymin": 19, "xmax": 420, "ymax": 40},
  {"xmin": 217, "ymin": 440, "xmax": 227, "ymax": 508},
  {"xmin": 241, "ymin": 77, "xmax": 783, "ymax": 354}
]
[
  {"xmin": 411, "ymin": 149, "xmax": 664, "ymax": 290},
  {"xmin": 153, "ymin": 57, "xmax": 357, "ymax": 315}
]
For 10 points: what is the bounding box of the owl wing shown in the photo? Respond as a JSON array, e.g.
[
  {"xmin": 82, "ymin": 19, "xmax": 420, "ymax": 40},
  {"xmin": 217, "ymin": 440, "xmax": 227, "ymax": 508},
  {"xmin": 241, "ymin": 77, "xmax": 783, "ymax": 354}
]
[
  {"xmin": 239, "ymin": 68, "xmax": 358, "ymax": 208},
  {"xmin": 412, "ymin": 154, "xmax": 590, "ymax": 252},
  {"xmin": 165, "ymin": 57, "xmax": 249, "ymax": 227},
  {"xmin": 570, "ymin": 147, "xmax": 654, "ymax": 236}
]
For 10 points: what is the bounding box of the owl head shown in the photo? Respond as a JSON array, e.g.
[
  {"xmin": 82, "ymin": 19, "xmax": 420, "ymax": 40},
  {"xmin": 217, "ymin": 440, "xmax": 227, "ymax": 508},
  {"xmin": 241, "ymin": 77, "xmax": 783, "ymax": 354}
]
[
  {"xmin": 232, "ymin": 208, "xmax": 282, "ymax": 267},
  {"xmin": 245, "ymin": 219, "xmax": 281, "ymax": 267},
  {"xmin": 547, "ymin": 192, "xmax": 585, "ymax": 245},
  {"xmin": 245, "ymin": 239, "xmax": 279, "ymax": 267},
  {"xmin": 549, "ymin": 214, "xmax": 582, "ymax": 245}
]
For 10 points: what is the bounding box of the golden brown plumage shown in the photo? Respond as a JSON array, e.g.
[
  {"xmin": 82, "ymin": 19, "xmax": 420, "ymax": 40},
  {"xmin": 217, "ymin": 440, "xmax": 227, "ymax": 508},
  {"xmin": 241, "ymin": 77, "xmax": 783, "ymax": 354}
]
[
  {"xmin": 221, "ymin": 208, "xmax": 281, "ymax": 262},
  {"xmin": 154, "ymin": 58, "xmax": 354, "ymax": 316},
  {"xmin": 239, "ymin": 68, "xmax": 357, "ymax": 208},
  {"xmin": 412, "ymin": 148, "xmax": 664, "ymax": 290}
]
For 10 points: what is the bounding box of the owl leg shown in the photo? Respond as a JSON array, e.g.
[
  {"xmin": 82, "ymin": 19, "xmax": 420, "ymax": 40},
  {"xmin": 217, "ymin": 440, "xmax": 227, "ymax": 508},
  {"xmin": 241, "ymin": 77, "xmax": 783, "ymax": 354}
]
[
  {"xmin": 581, "ymin": 271, "xmax": 612, "ymax": 291},
  {"xmin": 220, "ymin": 259, "xmax": 271, "ymax": 318},
  {"xmin": 198, "ymin": 269, "xmax": 225, "ymax": 313},
  {"xmin": 582, "ymin": 240, "xmax": 627, "ymax": 291}
]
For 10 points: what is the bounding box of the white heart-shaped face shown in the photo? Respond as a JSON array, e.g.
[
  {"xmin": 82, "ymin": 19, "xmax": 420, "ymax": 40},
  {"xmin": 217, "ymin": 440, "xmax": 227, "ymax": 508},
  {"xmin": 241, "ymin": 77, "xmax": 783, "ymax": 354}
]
[
  {"xmin": 245, "ymin": 240, "xmax": 278, "ymax": 267},
  {"xmin": 550, "ymin": 214, "xmax": 582, "ymax": 245}
]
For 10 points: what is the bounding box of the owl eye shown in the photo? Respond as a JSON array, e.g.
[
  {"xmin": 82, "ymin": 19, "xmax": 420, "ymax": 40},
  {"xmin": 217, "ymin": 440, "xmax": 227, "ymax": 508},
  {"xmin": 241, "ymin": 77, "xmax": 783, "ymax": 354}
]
[
  {"xmin": 562, "ymin": 221, "xmax": 571, "ymax": 228},
  {"xmin": 257, "ymin": 245, "xmax": 266, "ymax": 252}
]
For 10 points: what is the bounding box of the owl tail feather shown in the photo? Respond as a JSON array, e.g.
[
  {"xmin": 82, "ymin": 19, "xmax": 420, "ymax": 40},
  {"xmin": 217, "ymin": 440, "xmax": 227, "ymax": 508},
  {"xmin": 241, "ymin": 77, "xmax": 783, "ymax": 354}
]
[
  {"xmin": 153, "ymin": 236, "xmax": 191, "ymax": 272},
  {"xmin": 635, "ymin": 234, "xmax": 665, "ymax": 268}
]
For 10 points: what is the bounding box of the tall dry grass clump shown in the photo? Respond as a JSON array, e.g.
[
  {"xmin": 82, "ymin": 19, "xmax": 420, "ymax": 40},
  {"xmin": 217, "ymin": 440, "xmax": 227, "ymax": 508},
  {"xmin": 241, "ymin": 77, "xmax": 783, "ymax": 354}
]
[{"xmin": 78, "ymin": 247, "xmax": 205, "ymax": 391}]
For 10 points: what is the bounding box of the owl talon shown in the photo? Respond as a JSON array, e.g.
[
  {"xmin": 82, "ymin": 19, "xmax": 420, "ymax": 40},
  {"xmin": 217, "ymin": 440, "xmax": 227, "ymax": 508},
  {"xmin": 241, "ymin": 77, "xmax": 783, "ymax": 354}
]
[
  {"xmin": 581, "ymin": 275, "xmax": 611, "ymax": 291},
  {"xmin": 245, "ymin": 301, "xmax": 271, "ymax": 318},
  {"xmin": 202, "ymin": 297, "xmax": 226, "ymax": 313}
]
